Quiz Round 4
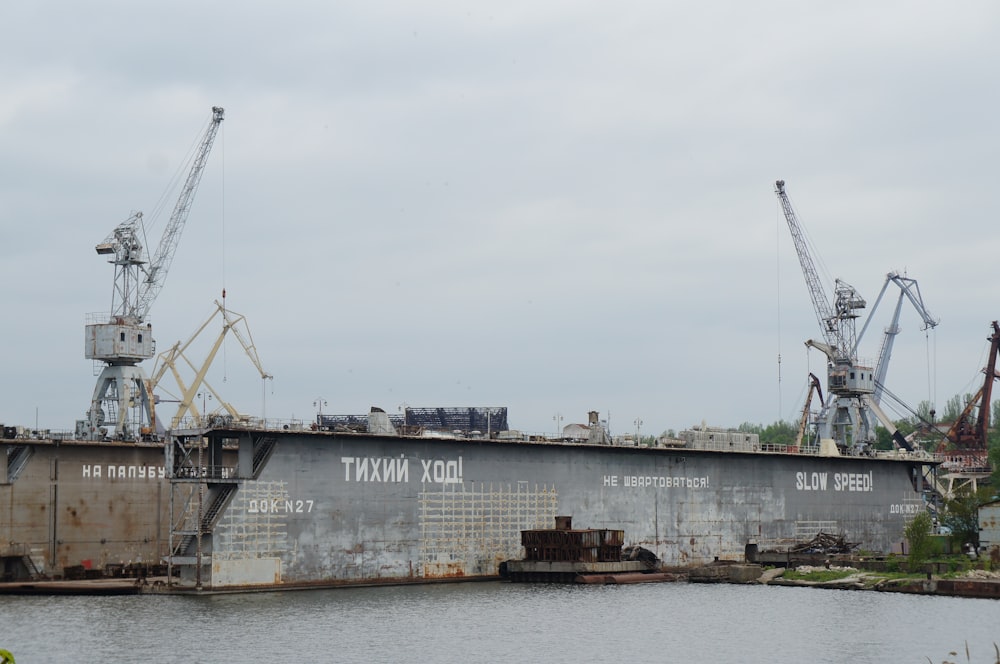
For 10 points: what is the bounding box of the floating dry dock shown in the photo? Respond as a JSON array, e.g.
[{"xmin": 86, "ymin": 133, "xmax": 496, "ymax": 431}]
[{"xmin": 2, "ymin": 410, "xmax": 936, "ymax": 592}]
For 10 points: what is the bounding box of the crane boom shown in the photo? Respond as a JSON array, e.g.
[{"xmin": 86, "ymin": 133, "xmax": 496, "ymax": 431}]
[
  {"xmin": 794, "ymin": 373, "xmax": 824, "ymax": 448},
  {"xmin": 83, "ymin": 106, "xmax": 225, "ymax": 441},
  {"xmin": 776, "ymin": 180, "xmax": 876, "ymax": 452},
  {"xmin": 775, "ymin": 180, "xmax": 839, "ymax": 352},
  {"xmin": 856, "ymin": 271, "xmax": 939, "ymax": 404},
  {"xmin": 137, "ymin": 106, "xmax": 224, "ymax": 321}
]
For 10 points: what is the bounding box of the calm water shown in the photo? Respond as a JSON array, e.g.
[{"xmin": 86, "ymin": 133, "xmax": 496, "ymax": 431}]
[{"xmin": 1, "ymin": 581, "xmax": 998, "ymax": 663}]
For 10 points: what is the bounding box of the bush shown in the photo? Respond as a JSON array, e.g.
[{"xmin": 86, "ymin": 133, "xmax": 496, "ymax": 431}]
[
  {"xmin": 905, "ymin": 512, "xmax": 933, "ymax": 572},
  {"xmin": 941, "ymin": 488, "xmax": 987, "ymax": 549}
]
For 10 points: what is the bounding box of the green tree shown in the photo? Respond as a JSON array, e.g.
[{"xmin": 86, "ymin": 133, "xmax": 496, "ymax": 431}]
[
  {"xmin": 874, "ymin": 426, "xmax": 892, "ymax": 451},
  {"xmin": 759, "ymin": 421, "xmax": 797, "ymax": 447},
  {"xmin": 989, "ymin": 428, "xmax": 1000, "ymax": 488},
  {"xmin": 942, "ymin": 393, "xmax": 974, "ymax": 423},
  {"xmin": 895, "ymin": 418, "xmax": 916, "ymax": 438},
  {"xmin": 914, "ymin": 400, "xmax": 936, "ymax": 424},
  {"xmin": 874, "ymin": 419, "xmax": 918, "ymax": 451},
  {"xmin": 941, "ymin": 487, "xmax": 988, "ymax": 549},
  {"xmin": 904, "ymin": 511, "xmax": 933, "ymax": 572}
]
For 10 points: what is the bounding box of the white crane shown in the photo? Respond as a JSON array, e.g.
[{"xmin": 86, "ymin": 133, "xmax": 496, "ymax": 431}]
[
  {"xmin": 81, "ymin": 107, "xmax": 224, "ymax": 441},
  {"xmin": 775, "ymin": 180, "xmax": 880, "ymax": 452},
  {"xmin": 855, "ymin": 271, "xmax": 939, "ymax": 405}
]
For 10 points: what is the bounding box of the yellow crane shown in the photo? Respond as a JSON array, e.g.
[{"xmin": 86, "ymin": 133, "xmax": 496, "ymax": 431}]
[{"xmin": 149, "ymin": 299, "xmax": 272, "ymax": 430}]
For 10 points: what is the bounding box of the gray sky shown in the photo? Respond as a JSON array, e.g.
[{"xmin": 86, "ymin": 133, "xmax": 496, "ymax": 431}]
[{"xmin": 3, "ymin": 1, "xmax": 999, "ymax": 438}]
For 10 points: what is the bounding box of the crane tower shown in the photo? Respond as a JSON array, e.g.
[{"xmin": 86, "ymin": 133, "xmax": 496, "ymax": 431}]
[
  {"xmin": 775, "ymin": 180, "xmax": 878, "ymax": 451},
  {"xmin": 81, "ymin": 107, "xmax": 224, "ymax": 441}
]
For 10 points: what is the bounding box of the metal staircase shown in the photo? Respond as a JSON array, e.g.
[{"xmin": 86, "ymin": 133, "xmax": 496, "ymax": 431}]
[
  {"xmin": 5, "ymin": 445, "xmax": 32, "ymax": 483},
  {"xmin": 21, "ymin": 552, "xmax": 41, "ymax": 580},
  {"xmin": 166, "ymin": 428, "xmax": 281, "ymax": 586},
  {"xmin": 253, "ymin": 436, "xmax": 277, "ymax": 476}
]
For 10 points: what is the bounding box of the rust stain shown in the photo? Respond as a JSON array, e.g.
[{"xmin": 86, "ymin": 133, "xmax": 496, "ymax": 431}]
[
  {"xmin": 65, "ymin": 505, "xmax": 82, "ymax": 528},
  {"xmin": 423, "ymin": 562, "xmax": 467, "ymax": 579}
]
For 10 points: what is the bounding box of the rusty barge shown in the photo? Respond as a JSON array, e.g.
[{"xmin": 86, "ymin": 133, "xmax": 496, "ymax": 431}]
[{"xmin": 1, "ymin": 408, "xmax": 935, "ymax": 591}]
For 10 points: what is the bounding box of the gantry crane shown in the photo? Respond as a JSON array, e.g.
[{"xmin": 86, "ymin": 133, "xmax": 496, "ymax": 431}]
[
  {"xmin": 81, "ymin": 107, "xmax": 224, "ymax": 441},
  {"xmin": 776, "ymin": 180, "xmax": 911, "ymax": 452}
]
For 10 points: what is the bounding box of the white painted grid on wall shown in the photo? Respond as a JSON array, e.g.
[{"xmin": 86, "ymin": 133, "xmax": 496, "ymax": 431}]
[
  {"xmin": 418, "ymin": 481, "xmax": 558, "ymax": 571},
  {"xmin": 214, "ymin": 480, "xmax": 290, "ymax": 560}
]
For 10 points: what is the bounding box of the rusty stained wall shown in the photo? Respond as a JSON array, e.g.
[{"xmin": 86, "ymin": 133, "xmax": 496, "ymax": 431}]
[
  {"xmin": 0, "ymin": 442, "xmax": 169, "ymax": 574},
  {"xmin": 202, "ymin": 432, "xmax": 927, "ymax": 588}
]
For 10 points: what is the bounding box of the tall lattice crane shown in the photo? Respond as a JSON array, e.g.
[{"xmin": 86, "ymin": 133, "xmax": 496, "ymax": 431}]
[
  {"xmin": 81, "ymin": 107, "xmax": 224, "ymax": 441},
  {"xmin": 775, "ymin": 180, "xmax": 880, "ymax": 451}
]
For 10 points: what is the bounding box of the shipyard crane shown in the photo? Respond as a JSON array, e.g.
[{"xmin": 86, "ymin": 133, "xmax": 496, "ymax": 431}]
[
  {"xmin": 935, "ymin": 322, "xmax": 1000, "ymax": 488},
  {"xmin": 793, "ymin": 373, "xmax": 824, "ymax": 448},
  {"xmin": 82, "ymin": 107, "xmax": 224, "ymax": 441},
  {"xmin": 149, "ymin": 299, "xmax": 272, "ymax": 429},
  {"xmin": 856, "ymin": 271, "xmax": 939, "ymax": 406},
  {"xmin": 776, "ymin": 180, "xmax": 881, "ymax": 452}
]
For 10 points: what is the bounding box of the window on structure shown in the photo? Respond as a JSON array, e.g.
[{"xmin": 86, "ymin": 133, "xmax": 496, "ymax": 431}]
[
  {"xmin": 138, "ymin": 334, "xmax": 143, "ymax": 343},
  {"xmin": 120, "ymin": 332, "xmax": 126, "ymax": 342}
]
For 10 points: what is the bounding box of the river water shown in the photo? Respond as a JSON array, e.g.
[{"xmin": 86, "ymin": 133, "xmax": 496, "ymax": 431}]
[{"xmin": 1, "ymin": 581, "xmax": 998, "ymax": 663}]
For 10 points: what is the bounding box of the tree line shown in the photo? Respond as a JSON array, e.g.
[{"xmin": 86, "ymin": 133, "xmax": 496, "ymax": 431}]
[{"xmin": 732, "ymin": 393, "xmax": 1000, "ymax": 487}]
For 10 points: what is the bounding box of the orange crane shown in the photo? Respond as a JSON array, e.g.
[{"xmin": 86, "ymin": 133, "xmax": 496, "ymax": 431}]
[{"xmin": 936, "ymin": 321, "xmax": 1000, "ymax": 472}]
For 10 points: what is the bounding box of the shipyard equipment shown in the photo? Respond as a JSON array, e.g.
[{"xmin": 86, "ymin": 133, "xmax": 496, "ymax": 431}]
[
  {"xmin": 857, "ymin": 271, "xmax": 938, "ymax": 406},
  {"xmin": 149, "ymin": 299, "xmax": 272, "ymax": 429},
  {"xmin": 934, "ymin": 321, "xmax": 1000, "ymax": 495},
  {"xmin": 794, "ymin": 373, "xmax": 824, "ymax": 449},
  {"xmin": 82, "ymin": 107, "xmax": 224, "ymax": 441},
  {"xmin": 776, "ymin": 180, "xmax": 916, "ymax": 452}
]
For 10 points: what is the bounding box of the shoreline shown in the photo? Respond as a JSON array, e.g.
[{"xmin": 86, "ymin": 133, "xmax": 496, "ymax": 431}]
[{"xmin": 690, "ymin": 562, "xmax": 1000, "ymax": 600}]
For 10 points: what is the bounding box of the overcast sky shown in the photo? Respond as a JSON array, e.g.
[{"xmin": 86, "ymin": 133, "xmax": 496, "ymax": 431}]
[{"xmin": 2, "ymin": 1, "xmax": 999, "ymax": 438}]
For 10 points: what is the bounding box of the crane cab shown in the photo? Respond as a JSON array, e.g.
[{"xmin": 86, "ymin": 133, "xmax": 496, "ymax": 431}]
[
  {"xmin": 85, "ymin": 321, "xmax": 154, "ymax": 362},
  {"xmin": 828, "ymin": 361, "xmax": 875, "ymax": 395}
]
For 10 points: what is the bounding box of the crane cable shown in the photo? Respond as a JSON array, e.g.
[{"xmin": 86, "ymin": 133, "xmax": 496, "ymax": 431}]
[
  {"xmin": 775, "ymin": 193, "xmax": 783, "ymax": 420},
  {"xmin": 219, "ymin": 120, "xmax": 228, "ymax": 384},
  {"xmin": 925, "ymin": 326, "xmax": 935, "ymax": 415}
]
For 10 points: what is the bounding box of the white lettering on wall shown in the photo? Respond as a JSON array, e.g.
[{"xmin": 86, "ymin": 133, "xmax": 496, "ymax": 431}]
[
  {"xmin": 338, "ymin": 455, "xmax": 463, "ymax": 484},
  {"xmin": 83, "ymin": 464, "xmax": 164, "ymax": 480},
  {"xmin": 341, "ymin": 455, "xmax": 411, "ymax": 483},
  {"xmin": 603, "ymin": 475, "xmax": 709, "ymax": 489},
  {"xmin": 795, "ymin": 471, "xmax": 873, "ymax": 492},
  {"xmin": 420, "ymin": 458, "xmax": 463, "ymax": 484},
  {"xmin": 248, "ymin": 498, "xmax": 315, "ymax": 514}
]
